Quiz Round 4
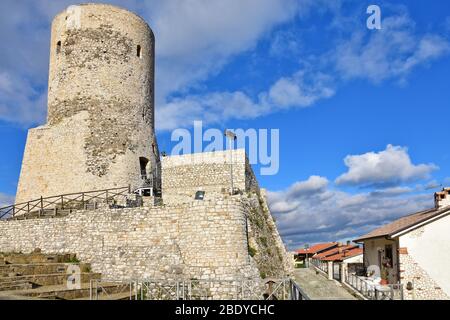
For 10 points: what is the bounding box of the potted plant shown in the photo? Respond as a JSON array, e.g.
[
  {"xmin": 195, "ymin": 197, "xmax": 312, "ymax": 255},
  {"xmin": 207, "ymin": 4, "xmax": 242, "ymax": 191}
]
[
  {"xmin": 380, "ymin": 257, "xmax": 391, "ymax": 285},
  {"xmin": 380, "ymin": 267, "xmax": 389, "ymax": 285}
]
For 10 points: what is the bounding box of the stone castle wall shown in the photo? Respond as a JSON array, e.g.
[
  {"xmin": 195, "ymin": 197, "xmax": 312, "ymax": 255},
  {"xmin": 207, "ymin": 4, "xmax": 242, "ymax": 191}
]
[
  {"xmin": 0, "ymin": 193, "xmax": 289, "ymax": 285},
  {"xmin": 15, "ymin": 3, "xmax": 160, "ymax": 204},
  {"xmin": 162, "ymin": 149, "xmax": 259, "ymax": 204}
]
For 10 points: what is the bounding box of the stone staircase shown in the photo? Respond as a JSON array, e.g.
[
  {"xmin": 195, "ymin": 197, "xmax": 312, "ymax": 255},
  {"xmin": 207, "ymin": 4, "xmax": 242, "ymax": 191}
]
[{"xmin": 0, "ymin": 250, "xmax": 132, "ymax": 300}]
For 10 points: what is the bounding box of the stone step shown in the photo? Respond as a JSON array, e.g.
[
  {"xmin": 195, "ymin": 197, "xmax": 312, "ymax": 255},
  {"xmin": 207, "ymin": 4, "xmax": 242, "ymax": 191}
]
[
  {"xmin": 0, "ymin": 282, "xmax": 33, "ymax": 291},
  {"xmin": 0, "ymin": 272, "xmax": 101, "ymax": 288},
  {"xmin": 0, "ymin": 252, "xmax": 77, "ymax": 264},
  {"xmin": 8, "ymin": 282, "xmax": 133, "ymax": 300},
  {"xmin": 74, "ymin": 291, "xmax": 134, "ymax": 300},
  {"xmin": 0, "ymin": 262, "xmax": 92, "ymax": 277}
]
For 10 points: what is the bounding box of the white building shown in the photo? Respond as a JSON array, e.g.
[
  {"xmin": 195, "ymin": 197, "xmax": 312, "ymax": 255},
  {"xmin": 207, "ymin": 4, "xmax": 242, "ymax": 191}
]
[{"xmin": 354, "ymin": 188, "xmax": 450, "ymax": 300}]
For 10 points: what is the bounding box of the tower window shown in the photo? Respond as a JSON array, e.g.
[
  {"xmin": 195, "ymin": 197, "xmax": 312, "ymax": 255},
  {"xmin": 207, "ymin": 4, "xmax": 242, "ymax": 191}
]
[
  {"xmin": 137, "ymin": 45, "xmax": 141, "ymax": 58},
  {"xmin": 56, "ymin": 41, "xmax": 62, "ymax": 54},
  {"xmin": 139, "ymin": 157, "xmax": 149, "ymax": 179}
]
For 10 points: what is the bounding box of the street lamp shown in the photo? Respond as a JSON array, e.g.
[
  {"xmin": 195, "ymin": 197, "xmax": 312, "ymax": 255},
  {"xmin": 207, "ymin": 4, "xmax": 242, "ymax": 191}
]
[{"xmin": 224, "ymin": 130, "xmax": 237, "ymax": 195}]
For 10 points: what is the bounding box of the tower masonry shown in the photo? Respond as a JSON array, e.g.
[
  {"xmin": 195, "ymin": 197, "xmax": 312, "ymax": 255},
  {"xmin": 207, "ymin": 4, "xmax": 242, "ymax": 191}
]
[
  {"xmin": 1, "ymin": 4, "xmax": 293, "ymax": 294},
  {"xmin": 16, "ymin": 4, "xmax": 160, "ymax": 204}
]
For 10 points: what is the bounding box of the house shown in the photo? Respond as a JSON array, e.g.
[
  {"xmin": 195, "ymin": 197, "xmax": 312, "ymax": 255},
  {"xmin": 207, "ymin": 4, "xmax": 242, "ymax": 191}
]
[
  {"xmin": 354, "ymin": 187, "xmax": 450, "ymax": 300},
  {"xmin": 295, "ymin": 242, "xmax": 338, "ymax": 267},
  {"xmin": 309, "ymin": 242, "xmax": 363, "ymax": 281}
]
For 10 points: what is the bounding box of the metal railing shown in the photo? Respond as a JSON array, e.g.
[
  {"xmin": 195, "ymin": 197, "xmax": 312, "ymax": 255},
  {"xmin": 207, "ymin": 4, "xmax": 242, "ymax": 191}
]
[
  {"xmin": 345, "ymin": 272, "xmax": 404, "ymax": 300},
  {"xmin": 90, "ymin": 279, "xmax": 134, "ymax": 300},
  {"xmin": 0, "ymin": 186, "xmax": 137, "ymax": 220},
  {"xmin": 311, "ymin": 259, "xmax": 328, "ymax": 274},
  {"xmin": 89, "ymin": 278, "xmax": 310, "ymax": 301}
]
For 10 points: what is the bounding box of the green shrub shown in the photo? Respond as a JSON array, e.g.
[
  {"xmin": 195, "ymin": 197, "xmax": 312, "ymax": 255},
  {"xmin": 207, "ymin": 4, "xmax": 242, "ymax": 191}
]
[{"xmin": 248, "ymin": 246, "xmax": 257, "ymax": 257}]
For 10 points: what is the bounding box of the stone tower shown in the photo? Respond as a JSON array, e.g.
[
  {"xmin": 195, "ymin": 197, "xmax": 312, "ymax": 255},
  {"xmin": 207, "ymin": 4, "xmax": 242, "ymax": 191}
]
[{"xmin": 16, "ymin": 4, "xmax": 160, "ymax": 204}]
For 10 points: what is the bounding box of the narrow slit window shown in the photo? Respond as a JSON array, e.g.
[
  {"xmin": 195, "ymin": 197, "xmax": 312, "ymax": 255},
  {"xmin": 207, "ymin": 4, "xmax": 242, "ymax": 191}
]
[
  {"xmin": 137, "ymin": 45, "xmax": 141, "ymax": 58},
  {"xmin": 56, "ymin": 41, "xmax": 62, "ymax": 54}
]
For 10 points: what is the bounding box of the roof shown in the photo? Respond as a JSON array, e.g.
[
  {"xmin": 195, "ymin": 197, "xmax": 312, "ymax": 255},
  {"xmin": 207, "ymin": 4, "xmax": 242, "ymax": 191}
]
[
  {"xmin": 321, "ymin": 248, "xmax": 363, "ymax": 262},
  {"xmin": 314, "ymin": 245, "xmax": 358, "ymax": 260},
  {"xmin": 296, "ymin": 242, "xmax": 337, "ymax": 255},
  {"xmin": 354, "ymin": 205, "xmax": 450, "ymax": 242}
]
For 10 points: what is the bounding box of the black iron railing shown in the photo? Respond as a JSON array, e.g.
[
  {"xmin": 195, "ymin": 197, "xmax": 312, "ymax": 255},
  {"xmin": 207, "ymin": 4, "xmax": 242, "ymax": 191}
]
[{"xmin": 0, "ymin": 186, "xmax": 134, "ymax": 220}]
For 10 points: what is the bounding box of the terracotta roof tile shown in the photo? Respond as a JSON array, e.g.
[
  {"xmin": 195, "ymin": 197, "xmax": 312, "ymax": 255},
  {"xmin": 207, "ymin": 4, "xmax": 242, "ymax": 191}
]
[
  {"xmin": 296, "ymin": 242, "xmax": 337, "ymax": 254},
  {"xmin": 314, "ymin": 245, "xmax": 358, "ymax": 259},
  {"xmin": 322, "ymin": 248, "xmax": 363, "ymax": 262}
]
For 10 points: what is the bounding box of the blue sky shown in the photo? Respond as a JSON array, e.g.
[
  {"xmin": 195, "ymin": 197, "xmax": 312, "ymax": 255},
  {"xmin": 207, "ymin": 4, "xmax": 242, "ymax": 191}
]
[{"xmin": 1, "ymin": 0, "xmax": 450, "ymax": 249}]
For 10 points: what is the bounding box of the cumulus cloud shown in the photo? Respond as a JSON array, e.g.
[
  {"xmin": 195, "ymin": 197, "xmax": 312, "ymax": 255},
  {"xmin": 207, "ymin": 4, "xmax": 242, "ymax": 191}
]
[
  {"xmin": 335, "ymin": 145, "xmax": 438, "ymax": 188},
  {"xmin": 334, "ymin": 15, "xmax": 450, "ymax": 83},
  {"xmin": 156, "ymin": 68, "xmax": 335, "ymax": 129},
  {"xmin": 268, "ymin": 176, "xmax": 434, "ymax": 249},
  {"xmin": 147, "ymin": 0, "xmax": 301, "ymax": 100},
  {"xmin": 286, "ymin": 175, "xmax": 329, "ymax": 198}
]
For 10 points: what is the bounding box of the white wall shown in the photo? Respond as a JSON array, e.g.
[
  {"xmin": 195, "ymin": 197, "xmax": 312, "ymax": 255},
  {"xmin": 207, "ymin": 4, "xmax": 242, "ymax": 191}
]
[
  {"xmin": 399, "ymin": 213, "xmax": 450, "ymax": 296},
  {"xmin": 344, "ymin": 254, "xmax": 363, "ymax": 264}
]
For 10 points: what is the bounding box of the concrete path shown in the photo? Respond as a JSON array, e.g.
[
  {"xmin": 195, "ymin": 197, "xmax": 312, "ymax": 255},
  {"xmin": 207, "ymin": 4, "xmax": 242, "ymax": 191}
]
[{"xmin": 293, "ymin": 267, "xmax": 358, "ymax": 300}]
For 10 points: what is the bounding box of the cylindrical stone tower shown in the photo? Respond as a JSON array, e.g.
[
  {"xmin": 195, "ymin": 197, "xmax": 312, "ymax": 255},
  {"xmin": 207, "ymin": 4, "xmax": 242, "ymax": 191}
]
[{"xmin": 16, "ymin": 4, "xmax": 160, "ymax": 203}]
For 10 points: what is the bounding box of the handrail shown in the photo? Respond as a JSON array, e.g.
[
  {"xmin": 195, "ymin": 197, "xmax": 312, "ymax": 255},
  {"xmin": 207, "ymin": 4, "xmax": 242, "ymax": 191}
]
[
  {"xmin": 345, "ymin": 272, "xmax": 403, "ymax": 300},
  {"xmin": 90, "ymin": 278, "xmax": 310, "ymax": 300},
  {"xmin": 289, "ymin": 279, "xmax": 311, "ymax": 300},
  {"xmin": 0, "ymin": 185, "xmax": 132, "ymax": 220}
]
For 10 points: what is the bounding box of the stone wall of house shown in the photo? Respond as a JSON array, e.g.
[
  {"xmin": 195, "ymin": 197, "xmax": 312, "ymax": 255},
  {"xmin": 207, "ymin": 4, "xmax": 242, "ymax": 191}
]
[
  {"xmin": 0, "ymin": 193, "xmax": 290, "ymax": 298},
  {"xmin": 399, "ymin": 249, "xmax": 449, "ymax": 300},
  {"xmin": 162, "ymin": 149, "xmax": 259, "ymax": 204},
  {"xmin": 15, "ymin": 3, "xmax": 160, "ymax": 204}
]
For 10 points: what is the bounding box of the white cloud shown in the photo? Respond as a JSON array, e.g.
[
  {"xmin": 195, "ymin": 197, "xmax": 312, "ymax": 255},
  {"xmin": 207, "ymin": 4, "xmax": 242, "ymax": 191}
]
[
  {"xmin": 334, "ymin": 15, "xmax": 450, "ymax": 83},
  {"xmin": 286, "ymin": 175, "xmax": 329, "ymax": 198},
  {"xmin": 335, "ymin": 145, "xmax": 438, "ymax": 187},
  {"xmin": 0, "ymin": 193, "xmax": 15, "ymax": 208},
  {"xmin": 268, "ymin": 176, "xmax": 433, "ymax": 249},
  {"xmin": 157, "ymin": 68, "xmax": 336, "ymax": 130},
  {"xmin": 0, "ymin": 72, "xmax": 47, "ymax": 125},
  {"xmin": 147, "ymin": 0, "xmax": 301, "ymax": 100}
]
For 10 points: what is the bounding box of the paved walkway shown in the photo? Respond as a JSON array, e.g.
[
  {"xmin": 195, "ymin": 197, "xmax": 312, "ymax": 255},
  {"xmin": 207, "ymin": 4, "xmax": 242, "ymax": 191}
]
[{"xmin": 293, "ymin": 267, "xmax": 358, "ymax": 300}]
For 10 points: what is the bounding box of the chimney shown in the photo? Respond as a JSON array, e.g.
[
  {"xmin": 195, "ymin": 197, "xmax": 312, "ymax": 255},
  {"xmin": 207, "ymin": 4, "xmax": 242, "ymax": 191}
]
[
  {"xmin": 346, "ymin": 240, "xmax": 351, "ymax": 246},
  {"xmin": 435, "ymin": 188, "xmax": 450, "ymax": 209}
]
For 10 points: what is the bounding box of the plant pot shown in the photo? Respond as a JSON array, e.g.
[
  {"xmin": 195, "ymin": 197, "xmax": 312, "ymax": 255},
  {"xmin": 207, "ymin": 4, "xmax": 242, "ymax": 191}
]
[{"xmin": 380, "ymin": 279, "xmax": 388, "ymax": 285}]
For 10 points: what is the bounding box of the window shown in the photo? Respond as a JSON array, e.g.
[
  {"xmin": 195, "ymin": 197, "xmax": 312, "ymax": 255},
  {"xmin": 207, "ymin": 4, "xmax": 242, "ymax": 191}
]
[
  {"xmin": 56, "ymin": 41, "xmax": 62, "ymax": 54},
  {"xmin": 139, "ymin": 157, "xmax": 149, "ymax": 179},
  {"xmin": 195, "ymin": 191, "xmax": 205, "ymax": 200},
  {"xmin": 137, "ymin": 45, "xmax": 141, "ymax": 58},
  {"xmin": 384, "ymin": 244, "xmax": 393, "ymax": 266}
]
